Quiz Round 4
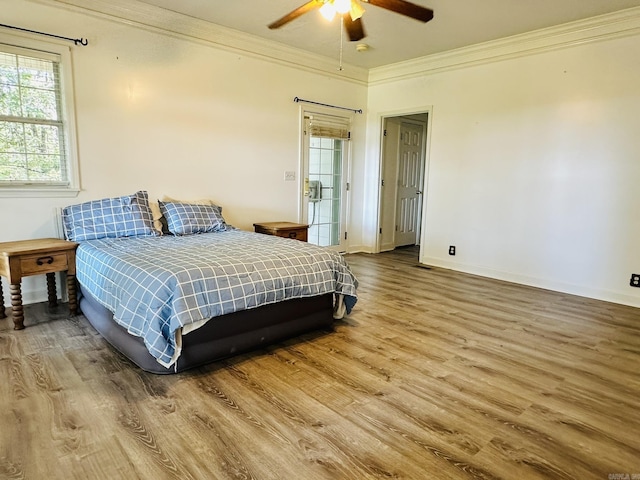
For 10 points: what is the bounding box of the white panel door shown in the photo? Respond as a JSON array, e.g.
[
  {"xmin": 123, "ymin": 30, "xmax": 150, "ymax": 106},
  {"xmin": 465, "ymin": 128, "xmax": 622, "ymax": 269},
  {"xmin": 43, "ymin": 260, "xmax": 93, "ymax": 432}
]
[{"xmin": 395, "ymin": 122, "xmax": 424, "ymax": 247}]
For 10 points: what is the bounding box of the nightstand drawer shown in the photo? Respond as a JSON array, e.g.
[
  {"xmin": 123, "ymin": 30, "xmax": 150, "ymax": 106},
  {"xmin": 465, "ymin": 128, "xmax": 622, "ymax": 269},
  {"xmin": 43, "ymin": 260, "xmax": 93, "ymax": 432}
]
[
  {"xmin": 20, "ymin": 253, "xmax": 69, "ymax": 275},
  {"xmin": 274, "ymin": 228, "xmax": 307, "ymax": 241}
]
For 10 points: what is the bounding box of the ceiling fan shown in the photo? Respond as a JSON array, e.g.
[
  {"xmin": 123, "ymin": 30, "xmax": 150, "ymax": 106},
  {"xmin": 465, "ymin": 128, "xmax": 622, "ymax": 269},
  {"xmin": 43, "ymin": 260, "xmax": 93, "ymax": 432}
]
[{"xmin": 268, "ymin": 0, "xmax": 434, "ymax": 42}]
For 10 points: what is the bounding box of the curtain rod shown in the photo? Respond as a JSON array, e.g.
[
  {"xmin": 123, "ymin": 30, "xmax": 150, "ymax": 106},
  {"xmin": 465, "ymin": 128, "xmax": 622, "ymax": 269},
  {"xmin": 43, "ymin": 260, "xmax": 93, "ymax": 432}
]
[
  {"xmin": 0, "ymin": 23, "xmax": 88, "ymax": 46},
  {"xmin": 294, "ymin": 97, "xmax": 363, "ymax": 114}
]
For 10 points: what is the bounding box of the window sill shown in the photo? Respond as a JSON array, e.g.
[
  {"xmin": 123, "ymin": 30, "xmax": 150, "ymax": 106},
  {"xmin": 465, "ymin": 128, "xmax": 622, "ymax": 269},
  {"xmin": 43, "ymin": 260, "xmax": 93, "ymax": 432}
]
[{"xmin": 0, "ymin": 187, "xmax": 81, "ymax": 198}]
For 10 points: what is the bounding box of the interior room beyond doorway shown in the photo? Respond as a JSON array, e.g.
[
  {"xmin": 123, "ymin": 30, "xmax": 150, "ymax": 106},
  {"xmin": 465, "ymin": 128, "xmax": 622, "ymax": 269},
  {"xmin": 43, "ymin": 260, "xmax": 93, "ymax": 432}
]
[{"xmin": 378, "ymin": 111, "xmax": 430, "ymax": 259}]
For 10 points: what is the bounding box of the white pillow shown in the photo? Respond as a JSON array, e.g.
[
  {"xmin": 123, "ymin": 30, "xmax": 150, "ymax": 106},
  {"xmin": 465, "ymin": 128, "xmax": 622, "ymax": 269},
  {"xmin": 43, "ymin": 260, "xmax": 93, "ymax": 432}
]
[
  {"xmin": 148, "ymin": 200, "xmax": 164, "ymax": 234},
  {"xmin": 161, "ymin": 195, "xmax": 221, "ymax": 210}
]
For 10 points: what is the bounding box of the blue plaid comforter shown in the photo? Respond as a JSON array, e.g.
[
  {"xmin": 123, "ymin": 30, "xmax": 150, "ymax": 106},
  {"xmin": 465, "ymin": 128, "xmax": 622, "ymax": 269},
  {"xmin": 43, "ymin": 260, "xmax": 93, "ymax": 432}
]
[{"xmin": 76, "ymin": 230, "xmax": 358, "ymax": 367}]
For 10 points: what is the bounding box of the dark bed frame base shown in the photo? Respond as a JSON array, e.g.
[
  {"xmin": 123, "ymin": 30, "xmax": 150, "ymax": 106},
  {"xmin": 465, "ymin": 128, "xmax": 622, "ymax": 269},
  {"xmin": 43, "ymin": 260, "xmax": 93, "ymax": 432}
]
[{"xmin": 79, "ymin": 286, "xmax": 335, "ymax": 374}]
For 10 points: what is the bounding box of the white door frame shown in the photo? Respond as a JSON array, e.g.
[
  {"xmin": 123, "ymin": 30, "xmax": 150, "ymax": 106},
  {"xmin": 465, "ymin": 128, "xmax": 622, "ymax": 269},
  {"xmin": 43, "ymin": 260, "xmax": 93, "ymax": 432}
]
[
  {"xmin": 375, "ymin": 107, "xmax": 433, "ymax": 256},
  {"xmin": 298, "ymin": 106, "xmax": 352, "ymax": 252}
]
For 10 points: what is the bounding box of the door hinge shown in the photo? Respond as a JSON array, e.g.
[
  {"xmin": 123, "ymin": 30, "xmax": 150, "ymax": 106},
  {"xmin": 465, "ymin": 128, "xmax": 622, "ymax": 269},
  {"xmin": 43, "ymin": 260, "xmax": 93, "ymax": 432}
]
[
  {"xmin": 384, "ymin": 129, "xmax": 387, "ymax": 137},
  {"xmin": 344, "ymin": 231, "xmax": 348, "ymax": 240},
  {"xmin": 348, "ymin": 131, "xmax": 351, "ymax": 140},
  {"xmin": 379, "ymin": 228, "xmax": 382, "ymax": 234},
  {"xmin": 381, "ymin": 179, "xmax": 385, "ymax": 187},
  {"xmin": 346, "ymin": 182, "xmax": 350, "ymax": 191},
  {"xmin": 395, "ymin": 225, "xmax": 398, "ymax": 231}
]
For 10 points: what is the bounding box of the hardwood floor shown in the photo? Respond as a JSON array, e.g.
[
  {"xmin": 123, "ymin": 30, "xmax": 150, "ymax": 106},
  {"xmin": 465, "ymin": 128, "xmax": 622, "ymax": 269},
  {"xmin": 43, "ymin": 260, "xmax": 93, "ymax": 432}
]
[{"xmin": 1, "ymin": 247, "xmax": 639, "ymax": 479}]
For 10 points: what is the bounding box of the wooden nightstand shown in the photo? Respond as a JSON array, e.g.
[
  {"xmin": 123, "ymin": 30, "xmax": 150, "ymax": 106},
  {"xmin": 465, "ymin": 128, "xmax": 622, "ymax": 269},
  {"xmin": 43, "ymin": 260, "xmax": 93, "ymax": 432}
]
[
  {"xmin": 253, "ymin": 222, "xmax": 309, "ymax": 242},
  {"xmin": 0, "ymin": 238, "xmax": 79, "ymax": 330}
]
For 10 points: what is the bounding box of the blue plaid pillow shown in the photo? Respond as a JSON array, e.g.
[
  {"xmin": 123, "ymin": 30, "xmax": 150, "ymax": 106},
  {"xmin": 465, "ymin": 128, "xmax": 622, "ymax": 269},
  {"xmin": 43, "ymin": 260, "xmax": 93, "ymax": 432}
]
[
  {"xmin": 62, "ymin": 191, "xmax": 158, "ymax": 241},
  {"xmin": 159, "ymin": 201, "xmax": 227, "ymax": 235}
]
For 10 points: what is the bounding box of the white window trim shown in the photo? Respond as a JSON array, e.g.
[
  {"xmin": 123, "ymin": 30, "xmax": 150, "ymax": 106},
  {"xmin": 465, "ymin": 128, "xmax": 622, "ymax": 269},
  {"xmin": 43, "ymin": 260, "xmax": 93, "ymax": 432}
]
[{"xmin": 0, "ymin": 32, "xmax": 80, "ymax": 198}]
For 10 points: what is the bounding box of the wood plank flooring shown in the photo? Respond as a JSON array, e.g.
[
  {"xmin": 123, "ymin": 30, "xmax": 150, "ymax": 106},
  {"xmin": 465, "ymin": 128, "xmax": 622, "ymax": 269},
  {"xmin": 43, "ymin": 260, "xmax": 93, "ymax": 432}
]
[{"xmin": 1, "ymin": 247, "xmax": 639, "ymax": 479}]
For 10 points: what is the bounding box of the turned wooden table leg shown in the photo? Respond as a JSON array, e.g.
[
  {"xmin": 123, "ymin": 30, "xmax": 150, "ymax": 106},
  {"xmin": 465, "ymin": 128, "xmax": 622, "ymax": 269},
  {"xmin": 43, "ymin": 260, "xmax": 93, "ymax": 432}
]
[
  {"xmin": 0, "ymin": 281, "xmax": 6, "ymax": 319},
  {"xmin": 10, "ymin": 282, "xmax": 24, "ymax": 330},
  {"xmin": 46, "ymin": 272, "xmax": 58, "ymax": 307},
  {"xmin": 67, "ymin": 273, "xmax": 77, "ymax": 315}
]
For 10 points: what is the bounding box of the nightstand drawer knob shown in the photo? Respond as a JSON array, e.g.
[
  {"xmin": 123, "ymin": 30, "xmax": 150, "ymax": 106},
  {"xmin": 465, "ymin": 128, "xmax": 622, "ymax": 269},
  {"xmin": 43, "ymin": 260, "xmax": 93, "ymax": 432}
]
[
  {"xmin": 288, "ymin": 232, "xmax": 297, "ymax": 238},
  {"xmin": 36, "ymin": 256, "xmax": 55, "ymax": 266}
]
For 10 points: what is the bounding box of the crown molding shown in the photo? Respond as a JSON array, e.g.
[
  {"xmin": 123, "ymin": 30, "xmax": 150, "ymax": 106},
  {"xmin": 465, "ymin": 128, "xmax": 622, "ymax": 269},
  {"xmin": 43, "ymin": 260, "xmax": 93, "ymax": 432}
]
[
  {"xmin": 369, "ymin": 6, "xmax": 640, "ymax": 85},
  {"xmin": 29, "ymin": 0, "xmax": 369, "ymax": 85},
  {"xmin": 24, "ymin": 0, "xmax": 640, "ymax": 87}
]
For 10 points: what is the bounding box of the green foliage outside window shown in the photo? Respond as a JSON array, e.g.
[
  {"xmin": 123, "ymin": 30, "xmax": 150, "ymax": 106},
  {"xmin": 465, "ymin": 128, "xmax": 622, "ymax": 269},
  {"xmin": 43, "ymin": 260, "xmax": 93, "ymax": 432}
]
[{"xmin": 0, "ymin": 51, "xmax": 67, "ymax": 185}]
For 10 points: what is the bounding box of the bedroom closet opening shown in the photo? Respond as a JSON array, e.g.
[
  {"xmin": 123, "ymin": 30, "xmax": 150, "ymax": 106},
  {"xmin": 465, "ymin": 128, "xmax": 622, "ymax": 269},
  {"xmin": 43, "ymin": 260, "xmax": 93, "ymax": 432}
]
[{"xmin": 378, "ymin": 111, "xmax": 430, "ymax": 257}]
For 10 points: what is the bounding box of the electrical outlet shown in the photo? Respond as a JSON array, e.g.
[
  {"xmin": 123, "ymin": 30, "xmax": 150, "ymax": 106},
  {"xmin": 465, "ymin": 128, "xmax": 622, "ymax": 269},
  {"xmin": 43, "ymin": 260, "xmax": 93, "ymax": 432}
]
[
  {"xmin": 449, "ymin": 245, "xmax": 456, "ymax": 256},
  {"xmin": 284, "ymin": 171, "xmax": 296, "ymax": 181},
  {"xmin": 630, "ymin": 274, "xmax": 640, "ymax": 288}
]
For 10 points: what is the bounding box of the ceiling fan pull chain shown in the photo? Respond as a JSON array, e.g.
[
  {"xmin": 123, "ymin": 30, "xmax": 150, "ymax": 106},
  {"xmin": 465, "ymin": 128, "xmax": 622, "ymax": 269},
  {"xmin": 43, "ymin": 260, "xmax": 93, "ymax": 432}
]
[{"xmin": 338, "ymin": 15, "xmax": 344, "ymax": 71}]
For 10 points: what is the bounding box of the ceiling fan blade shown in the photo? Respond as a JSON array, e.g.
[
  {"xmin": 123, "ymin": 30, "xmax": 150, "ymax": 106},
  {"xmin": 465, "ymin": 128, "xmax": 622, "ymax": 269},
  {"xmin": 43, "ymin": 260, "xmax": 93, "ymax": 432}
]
[
  {"xmin": 343, "ymin": 15, "xmax": 366, "ymax": 41},
  {"xmin": 365, "ymin": 0, "xmax": 434, "ymax": 23},
  {"xmin": 268, "ymin": 0, "xmax": 323, "ymax": 29}
]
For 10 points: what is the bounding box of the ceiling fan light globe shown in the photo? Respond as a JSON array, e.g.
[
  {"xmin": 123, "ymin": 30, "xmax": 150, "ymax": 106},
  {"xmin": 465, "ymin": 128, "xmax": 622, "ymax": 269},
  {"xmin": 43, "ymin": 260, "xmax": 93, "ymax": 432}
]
[
  {"xmin": 334, "ymin": 0, "xmax": 352, "ymax": 14},
  {"xmin": 320, "ymin": 2, "xmax": 337, "ymax": 21}
]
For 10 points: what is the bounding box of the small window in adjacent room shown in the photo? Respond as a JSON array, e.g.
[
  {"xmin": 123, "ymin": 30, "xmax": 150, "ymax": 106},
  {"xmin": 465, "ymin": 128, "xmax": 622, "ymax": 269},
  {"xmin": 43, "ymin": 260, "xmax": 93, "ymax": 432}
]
[{"xmin": 0, "ymin": 38, "xmax": 79, "ymax": 197}]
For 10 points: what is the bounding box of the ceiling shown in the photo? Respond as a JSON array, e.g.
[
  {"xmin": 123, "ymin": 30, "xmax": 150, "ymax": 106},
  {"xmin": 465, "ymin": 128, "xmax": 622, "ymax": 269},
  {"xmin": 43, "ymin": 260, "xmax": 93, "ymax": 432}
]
[{"xmin": 136, "ymin": 0, "xmax": 640, "ymax": 69}]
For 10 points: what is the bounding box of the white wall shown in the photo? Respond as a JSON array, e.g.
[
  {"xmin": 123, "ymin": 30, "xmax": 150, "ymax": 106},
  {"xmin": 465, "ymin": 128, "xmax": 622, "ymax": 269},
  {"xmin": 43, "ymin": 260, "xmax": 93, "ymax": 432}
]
[
  {"xmin": 366, "ymin": 33, "xmax": 640, "ymax": 307},
  {"xmin": 1, "ymin": 0, "xmax": 368, "ymax": 305}
]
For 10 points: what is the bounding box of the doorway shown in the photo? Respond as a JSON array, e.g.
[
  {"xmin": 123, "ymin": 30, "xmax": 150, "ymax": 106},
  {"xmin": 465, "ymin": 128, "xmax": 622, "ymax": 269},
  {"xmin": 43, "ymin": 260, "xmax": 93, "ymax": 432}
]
[
  {"xmin": 378, "ymin": 112, "xmax": 429, "ymax": 255},
  {"xmin": 301, "ymin": 110, "xmax": 351, "ymax": 251}
]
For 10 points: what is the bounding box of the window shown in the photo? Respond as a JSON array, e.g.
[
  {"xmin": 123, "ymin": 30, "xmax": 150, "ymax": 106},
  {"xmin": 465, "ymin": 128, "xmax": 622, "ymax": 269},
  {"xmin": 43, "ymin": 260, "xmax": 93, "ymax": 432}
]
[{"xmin": 0, "ymin": 38, "xmax": 79, "ymax": 196}]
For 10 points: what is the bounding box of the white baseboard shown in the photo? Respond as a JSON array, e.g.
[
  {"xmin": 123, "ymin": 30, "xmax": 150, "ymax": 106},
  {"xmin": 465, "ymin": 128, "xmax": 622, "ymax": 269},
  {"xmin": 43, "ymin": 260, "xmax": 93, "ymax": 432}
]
[
  {"xmin": 420, "ymin": 257, "xmax": 640, "ymax": 309},
  {"xmin": 346, "ymin": 244, "xmax": 375, "ymax": 254}
]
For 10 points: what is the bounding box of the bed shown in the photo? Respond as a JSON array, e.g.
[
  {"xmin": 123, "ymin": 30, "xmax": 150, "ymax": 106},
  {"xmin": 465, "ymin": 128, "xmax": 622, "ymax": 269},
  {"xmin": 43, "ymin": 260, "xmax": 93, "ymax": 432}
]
[{"xmin": 62, "ymin": 191, "xmax": 358, "ymax": 374}]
